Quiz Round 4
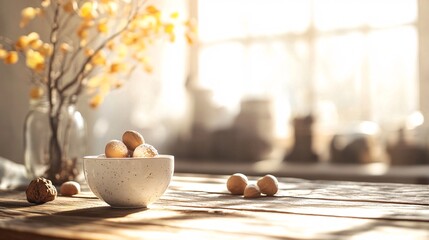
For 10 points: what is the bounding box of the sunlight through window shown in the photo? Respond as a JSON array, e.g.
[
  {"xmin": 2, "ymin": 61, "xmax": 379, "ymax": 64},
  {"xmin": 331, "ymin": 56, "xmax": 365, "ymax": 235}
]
[{"xmin": 196, "ymin": 0, "xmax": 418, "ymax": 139}]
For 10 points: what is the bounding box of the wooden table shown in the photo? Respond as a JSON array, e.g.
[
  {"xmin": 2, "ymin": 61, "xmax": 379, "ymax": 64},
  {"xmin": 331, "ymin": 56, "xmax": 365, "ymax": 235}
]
[{"xmin": 0, "ymin": 173, "xmax": 428, "ymax": 239}]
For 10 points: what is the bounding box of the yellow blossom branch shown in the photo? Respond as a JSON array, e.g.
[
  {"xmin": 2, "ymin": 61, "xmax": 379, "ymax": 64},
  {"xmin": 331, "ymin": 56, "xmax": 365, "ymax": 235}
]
[
  {"xmin": 60, "ymin": 0, "xmax": 146, "ymax": 96},
  {"xmin": 1, "ymin": 0, "xmax": 195, "ymax": 108},
  {"xmin": 0, "ymin": 36, "xmax": 43, "ymax": 85}
]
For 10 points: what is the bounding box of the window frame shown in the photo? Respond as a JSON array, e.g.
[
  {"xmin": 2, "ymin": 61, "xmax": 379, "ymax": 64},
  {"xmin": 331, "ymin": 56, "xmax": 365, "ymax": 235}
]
[{"xmin": 189, "ymin": 0, "xmax": 428, "ymax": 129}]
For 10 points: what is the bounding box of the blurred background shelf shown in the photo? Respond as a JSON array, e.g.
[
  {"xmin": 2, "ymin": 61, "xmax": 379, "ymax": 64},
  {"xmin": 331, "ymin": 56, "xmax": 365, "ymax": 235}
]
[{"xmin": 175, "ymin": 159, "xmax": 429, "ymax": 184}]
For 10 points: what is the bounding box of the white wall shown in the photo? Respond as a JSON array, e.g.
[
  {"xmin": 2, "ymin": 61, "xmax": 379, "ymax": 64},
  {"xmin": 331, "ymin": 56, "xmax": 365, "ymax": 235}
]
[{"xmin": 0, "ymin": 0, "xmax": 32, "ymax": 164}]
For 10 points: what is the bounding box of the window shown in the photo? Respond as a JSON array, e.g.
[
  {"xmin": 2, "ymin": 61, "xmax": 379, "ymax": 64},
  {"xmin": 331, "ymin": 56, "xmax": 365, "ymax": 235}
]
[{"xmin": 192, "ymin": 0, "xmax": 418, "ymax": 140}]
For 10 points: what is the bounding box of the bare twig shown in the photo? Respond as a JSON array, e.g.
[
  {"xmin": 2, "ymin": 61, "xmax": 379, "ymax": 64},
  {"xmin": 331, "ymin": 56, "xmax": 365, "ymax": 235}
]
[
  {"xmin": 69, "ymin": 66, "xmax": 96, "ymax": 100},
  {"xmin": 46, "ymin": 3, "xmax": 61, "ymax": 104}
]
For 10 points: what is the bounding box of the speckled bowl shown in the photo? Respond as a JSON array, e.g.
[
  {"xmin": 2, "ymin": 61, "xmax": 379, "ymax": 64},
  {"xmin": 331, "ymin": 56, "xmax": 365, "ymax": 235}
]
[{"xmin": 83, "ymin": 155, "xmax": 174, "ymax": 208}]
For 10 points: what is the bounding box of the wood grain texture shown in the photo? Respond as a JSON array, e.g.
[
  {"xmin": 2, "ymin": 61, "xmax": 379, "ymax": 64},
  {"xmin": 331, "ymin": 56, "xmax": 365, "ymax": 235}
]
[{"xmin": 0, "ymin": 174, "xmax": 428, "ymax": 239}]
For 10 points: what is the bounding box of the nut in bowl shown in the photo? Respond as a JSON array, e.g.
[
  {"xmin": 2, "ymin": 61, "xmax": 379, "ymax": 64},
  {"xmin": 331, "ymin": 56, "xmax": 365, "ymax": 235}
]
[{"xmin": 83, "ymin": 155, "xmax": 174, "ymax": 208}]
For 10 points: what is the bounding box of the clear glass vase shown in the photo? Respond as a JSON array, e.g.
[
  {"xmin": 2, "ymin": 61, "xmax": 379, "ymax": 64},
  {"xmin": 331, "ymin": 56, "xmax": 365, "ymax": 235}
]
[{"xmin": 24, "ymin": 98, "xmax": 87, "ymax": 185}]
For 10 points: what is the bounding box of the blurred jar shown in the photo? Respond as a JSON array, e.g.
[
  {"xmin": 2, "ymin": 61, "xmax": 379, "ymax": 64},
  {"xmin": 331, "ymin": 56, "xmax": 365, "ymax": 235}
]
[
  {"xmin": 385, "ymin": 128, "xmax": 428, "ymax": 165},
  {"xmin": 384, "ymin": 111, "xmax": 429, "ymax": 165},
  {"xmin": 233, "ymin": 98, "xmax": 275, "ymax": 162},
  {"xmin": 24, "ymin": 98, "xmax": 87, "ymax": 184},
  {"xmin": 329, "ymin": 121, "xmax": 385, "ymax": 164}
]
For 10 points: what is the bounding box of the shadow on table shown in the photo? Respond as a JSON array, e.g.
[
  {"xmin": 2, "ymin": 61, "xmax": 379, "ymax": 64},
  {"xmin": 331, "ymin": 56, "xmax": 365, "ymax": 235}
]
[
  {"xmin": 54, "ymin": 206, "xmax": 149, "ymax": 218},
  {"xmin": 3, "ymin": 206, "xmax": 290, "ymax": 240},
  {"xmin": 0, "ymin": 200, "xmax": 33, "ymax": 209},
  {"xmin": 2, "ymin": 206, "xmax": 148, "ymax": 230}
]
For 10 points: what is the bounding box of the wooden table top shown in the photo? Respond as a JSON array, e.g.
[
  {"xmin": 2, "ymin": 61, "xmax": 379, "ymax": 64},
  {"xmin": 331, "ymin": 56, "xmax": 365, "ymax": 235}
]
[{"xmin": 0, "ymin": 173, "xmax": 428, "ymax": 239}]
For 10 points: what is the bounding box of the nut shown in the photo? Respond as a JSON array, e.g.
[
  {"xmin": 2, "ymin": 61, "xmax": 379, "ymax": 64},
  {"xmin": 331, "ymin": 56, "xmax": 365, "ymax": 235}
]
[
  {"xmin": 60, "ymin": 181, "xmax": 81, "ymax": 196},
  {"xmin": 243, "ymin": 183, "xmax": 261, "ymax": 198},
  {"xmin": 257, "ymin": 174, "xmax": 279, "ymax": 196},
  {"xmin": 105, "ymin": 140, "xmax": 128, "ymax": 158},
  {"xmin": 133, "ymin": 143, "xmax": 158, "ymax": 157},
  {"xmin": 26, "ymin": 177, "xmax": 57, "ymax": 204},
  {"xmin": 122, "ymin": 130, "xmax": 145, "ymax": 151},
  {"xmin": 226, "ymin": 173, "xmax": 248, "ymax": 195}
]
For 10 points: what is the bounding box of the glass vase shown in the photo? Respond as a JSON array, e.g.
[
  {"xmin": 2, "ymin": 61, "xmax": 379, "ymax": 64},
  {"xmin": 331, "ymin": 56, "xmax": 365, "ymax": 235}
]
[{"xmin": 24, "ymin": 98, "xmax": 87, "ymax": 185}]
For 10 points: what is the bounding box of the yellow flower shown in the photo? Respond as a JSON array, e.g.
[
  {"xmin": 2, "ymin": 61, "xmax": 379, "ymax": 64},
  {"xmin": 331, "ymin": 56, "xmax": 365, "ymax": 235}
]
[
  {"xmin": 97, "ymin": 19, "xmax": 108, "ymax": 33},
  {"xmin": 20, "ymin": 7, "xmax": 40, "ymax": 28},
  {"xmin": 63, "ymin": 0, "xmax": 77, "ymax": 13},
  {"xmin": 185, "ymin": 32, "xmax": 195, "ymax": 45},
  {"xmin": 27, "ymin": 32, "xmax": 40, "ymax": 42},
  {"xmin": 135, "ymin": 56, "xmax": 153, "ymax": 73},
  {"xmin": 81, "ymin": 19, "xmax": 95, "ymax": 28},
  {"xmin": 100, "ymin": 77, "xmax": 111, "ymax": 93},
  {"xmin": 89, "ymin": 94, "xmax": 104, "ymax": 108},
  {"xmin": 30, "ymin": 39, "xmax": 43, "ymax": 50},
  {"xmin": 163, "ymin": 23, "xmax": 176, "ymax": 42},
  {"xmin": 136, "ymin": 41, "xmax": 146, "ymax": 51},
  {"xmin": 27, "ymin": 32, "xmax": 41, "ymax": 49},
  {"xmin": 146, "ymin": 5, "xmax": 159, "ymax": 14},
  {"xmin": 185, "ymin": 19, "xmax": 198, "ymax": 33},
  {"xmin": 26, "ymin": 49, "xmax": 45, "ymax": 70},
  {"xmin": 79, "ymin": 2, "xmax": 98, "ymax": 20},
  {"xmin": 105, "ymin": 2, "xmax": 118, "ymax": 16},
  {"xmin": 106, "ymin": 41, "xmax": 115, "ymax": 50},
  {"xmin": 170, "ymin": 12, "xmax": 179, "ymax": 19},
  {"xmin": 144, "ymin": 64, "xmax": 153, "ymax": 73},
  {"xmin": 77, "ymin": 28, "xmax": 89, "ymax": 40},
  {"xmin": 164, "ymin": 23, "xmax": 175, "ymax": 34},
  {"xmin": 80, "ymin": 39, "xmax": 88, "ymax": 47},
  {"xmin": 41, "ymin": 0, "xmax": 51, "ymax": 8},
  {"xmin": 15, "ymin": 36, "xmax": 29, "ymax": 50},
  {"xmin": 85, "ymin": 63, "xmax": 93, "ymax": 72},
  {"xmin": 4, "ymin": 51, "xmax": 18, "ymax": 64},
  {"xmin": 39, "ymin": 43, "xmax": 53, "ymax": 56},
  {"xmin": 133, "ymin": 15, "xmax": 156, "ymax": 30},
  {"xmin": 29, "ymin": 86, "xmax": 44, "ymax": 99},
  {"xmin": 87, "ymin": 75, "xmax": 103, "ymax": 88},
  {"xmin": 15, "ymin": 33, "xmax": 40, "ymax": 50},
  {"xmin": 0, "ymin": 49, "xmax": 7, "ymax": 59},
  {"xmin": 92, "ymin": 51, "xmax": 106, "ymax": 65},
  {"xmin": 110, "ymin": 62, "xmax": 126, "ymax": 73},
  {"xmin": 77, "ymin": 21, "xmax": 93, "ymax": 40},
  {"xmin": 60, "ymin": 43, "xmax": 72, "ymax": 53},
  {"xmin": 84, "ymin": 48, "xmax": 94, "ymax": 56},
  {"xmin": 121, "ymin": 32, "xmax": 138, "ymax": 45},
  {"xmin": 35, "ymin": 62, "xmax": 45, "ymax": 72}
]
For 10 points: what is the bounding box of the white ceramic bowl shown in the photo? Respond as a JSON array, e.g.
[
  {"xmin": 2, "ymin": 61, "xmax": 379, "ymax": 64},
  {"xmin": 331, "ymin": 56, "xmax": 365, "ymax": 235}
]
[{"xmin": 83, "ymin": 155, "xmax": 174, "ymax": 208}]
